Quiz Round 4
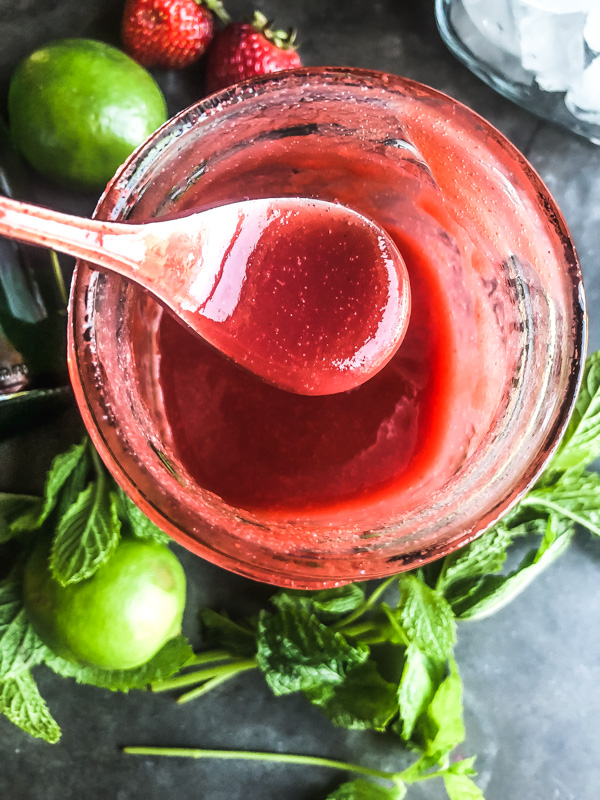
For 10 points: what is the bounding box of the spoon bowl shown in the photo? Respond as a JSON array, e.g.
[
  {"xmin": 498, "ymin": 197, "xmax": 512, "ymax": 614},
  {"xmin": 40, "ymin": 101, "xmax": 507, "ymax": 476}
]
[{"xmin": 0, "ymin": 195, "xmax": 411, "ymax": 395}]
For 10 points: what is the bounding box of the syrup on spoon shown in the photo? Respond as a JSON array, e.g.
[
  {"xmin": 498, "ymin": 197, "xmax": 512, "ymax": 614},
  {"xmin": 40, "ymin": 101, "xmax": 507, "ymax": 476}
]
[{"xmin": 0, "ymin": 196, "xmax": 411, "ymax": 395}]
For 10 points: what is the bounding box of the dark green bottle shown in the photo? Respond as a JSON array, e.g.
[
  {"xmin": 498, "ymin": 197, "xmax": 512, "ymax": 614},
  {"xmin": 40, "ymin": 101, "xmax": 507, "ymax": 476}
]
[{"xmin": 0, "ymin": 118, "xmax": 68, "ymax": 400}]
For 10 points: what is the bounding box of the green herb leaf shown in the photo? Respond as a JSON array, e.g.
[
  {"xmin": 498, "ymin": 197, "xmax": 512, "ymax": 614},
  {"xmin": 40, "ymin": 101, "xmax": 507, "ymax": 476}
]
[
  {"xmin": 0, "ymin": 493, "xmax": 42, "ymax": 541},
  {"xmin": 38, "ymin": 439, "xmax": 89, "ymax": 526},
  {"xmin": 256, "ymin": 602, "xmax": 369, "ymax": 696},
  {"xmin": 50, "ymin": 480, "xmax": 121, "ymax": 586},
  {"xmin": 326, "ymin": 778, "xmax": 406, "ymax": 800},
  {"xmin": 551, "ymin": 351, "xmax": 600, "ymax": 472},
  {"xmin": 443, "ymin": 771, "xmax": 486, "ymax": 800},
  {"xmin": 397, "ymin": 576, "xmax": 456, "ymax": 661},
  {"xmin": 55, "ymin": 448, "xmax": 91, "ymax": 522},
  {"xmin": 117, "ymin": 489, "xmax": 170, "ymax": 545},
  {"xmin": 453, "ymin": 516, "xmax": 574, "ymax": 620},
  {"xmin": 199, "ymin": 608, "xmax": 257, "ymax": 658},
  {"xmin": 397, "ymin": 644, "xmax": 445, "ymax": 742},
  {"xmin": 273, "ymin": 585, "xmax": 366, "ymax": 622},
  {"xmin": 43, "ymin": 634, "xmax": 194, "ymax": 691},
  {"xmin": 0, "ymin": 580, "xmax": 47, "ymax": 679},
  {"xmin": 444, "ymin": 756, "xmax": 477, "ymax": 776},
  {"xmin": 305, "ymin": 660, "xmax": 398, "ymax": 731},
  {"xmin": 420, "ymin": 657, "xmax": 465, "ymax": 763},
  {"xmin": 436, "ymin": 524, "xmax": 512, "ymax": 598},
  {"xmin": 523, "ymin": 468, "xmax": 600, "ymax": 536},
  {"xmin": 0, "ymin": 671, "xmax": 61, "ymax": 743}
]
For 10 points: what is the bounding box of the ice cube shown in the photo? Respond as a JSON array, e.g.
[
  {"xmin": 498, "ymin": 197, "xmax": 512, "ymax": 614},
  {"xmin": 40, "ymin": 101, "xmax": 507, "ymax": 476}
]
[
  {"xmin": 565, "ymin": 55, "xmax": 600, "ymax": 123},
  {"xmin": 463, "ymin": 0, "xmax": 521, "ymax": 56},
  {"xmin": 520, "ymin": 0, "xmax": 591, "ymax": 13},
  {"xmin": 517, "ymin": 5, "xmax": 586, "ymax": 91},
  {"xmin": 584, "ymin": 6, "xmax": 600, "ymax": 53},
  {"xmin": 450, "ymin": 0, "xmax": 533, "ymax": 84}
]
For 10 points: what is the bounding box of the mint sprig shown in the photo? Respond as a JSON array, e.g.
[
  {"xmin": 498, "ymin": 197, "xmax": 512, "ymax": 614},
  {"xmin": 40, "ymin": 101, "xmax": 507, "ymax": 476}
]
[
  {"xmin": 0, "ymin": 439, "xmax": 194, "ymax": 742},
  {"xmin": 3, "ymin": 348, "xmax": 600, "ymax": 800},
  {"xmin": 134, "ymin": 351, "xmax": 600, "ymax": 799}
]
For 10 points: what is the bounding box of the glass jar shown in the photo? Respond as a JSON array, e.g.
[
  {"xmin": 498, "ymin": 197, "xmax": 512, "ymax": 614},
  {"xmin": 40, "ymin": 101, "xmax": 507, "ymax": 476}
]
[
  {"xmin": 68, "ymin": 68, "xmax": 585, "ymax": 588},
  {"xmin": 435, "ymin": 0, "xmax": 600, "ymax": 145}
]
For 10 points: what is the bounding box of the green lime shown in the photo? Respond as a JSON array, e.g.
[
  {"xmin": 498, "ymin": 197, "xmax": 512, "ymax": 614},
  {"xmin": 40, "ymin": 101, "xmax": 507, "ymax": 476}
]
[
  {"xmin": 23, "ymin": 537, "xmax": 186, "ymax": 670},
  {"xmin": 8, "ymin": 38, "xmax": 167, "ymax": 190}
]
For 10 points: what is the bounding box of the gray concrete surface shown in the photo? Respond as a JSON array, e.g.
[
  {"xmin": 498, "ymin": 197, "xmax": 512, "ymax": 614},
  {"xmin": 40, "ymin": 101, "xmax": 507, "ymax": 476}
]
[{"xmin": 1, "ymin": 1, "xmax": 600, "ymax": 798}]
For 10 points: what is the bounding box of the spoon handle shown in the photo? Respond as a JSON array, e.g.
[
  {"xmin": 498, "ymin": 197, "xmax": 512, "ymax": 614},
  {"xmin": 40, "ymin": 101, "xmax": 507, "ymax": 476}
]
[{"xmin": 0, "ymin": 195, "xmax": 145, "ymax": 278}]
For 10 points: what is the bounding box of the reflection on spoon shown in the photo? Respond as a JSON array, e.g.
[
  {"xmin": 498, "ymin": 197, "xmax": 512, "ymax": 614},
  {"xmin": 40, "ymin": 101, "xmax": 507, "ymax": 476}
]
[{"xmin": 0, "ymin": 196, "xmax": 411, "ymax": 395}]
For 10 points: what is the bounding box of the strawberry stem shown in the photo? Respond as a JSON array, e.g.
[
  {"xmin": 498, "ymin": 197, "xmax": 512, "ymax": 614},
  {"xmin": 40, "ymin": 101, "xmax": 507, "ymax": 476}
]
[
  {"xmin": 202, "ymin": 0, "xmax": 230, "ymax": 25},
  {"xmin": 251, "ymin": 10, "xmax": 298, "ymax": 50}
]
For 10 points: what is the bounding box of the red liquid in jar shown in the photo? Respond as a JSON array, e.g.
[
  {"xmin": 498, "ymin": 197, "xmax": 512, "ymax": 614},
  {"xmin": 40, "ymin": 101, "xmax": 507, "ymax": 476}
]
[
  {"xmin": 153, "ymin": 130, "xmax": 506, "ymax": 521},
  {"xmin": 158, "ymin": 228, "xmax": 454, "ymax": 515}
]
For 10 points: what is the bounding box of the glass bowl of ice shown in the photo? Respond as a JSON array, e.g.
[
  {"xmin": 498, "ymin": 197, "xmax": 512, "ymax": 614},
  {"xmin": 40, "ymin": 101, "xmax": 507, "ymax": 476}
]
[{"xmin": 435, "ymin": 0, "xmax": 600, "ymax": 145}]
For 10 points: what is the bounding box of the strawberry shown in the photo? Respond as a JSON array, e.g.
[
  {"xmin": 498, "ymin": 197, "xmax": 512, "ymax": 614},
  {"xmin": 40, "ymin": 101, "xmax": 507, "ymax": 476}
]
[
  {"xmin": 122, "ymin": 0, "xmax": 230, "ymax": 69},
  {"xmin": 205, "ymin": 11, "xmax": 302, "ymax": 93}
]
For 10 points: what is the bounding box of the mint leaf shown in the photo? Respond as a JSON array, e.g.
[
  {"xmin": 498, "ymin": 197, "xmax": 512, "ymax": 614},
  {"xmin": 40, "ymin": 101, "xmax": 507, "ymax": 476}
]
[
  {"xmin": 43, "ymin": 634, "xmax": 194, "ymax": 691},
  {"xmin": 256, "ymin": 602, "xmax": 369, "ymax": 696},
  {"xmin": 326, "ymin": 779, "xmax": 406, "ymax": 800},
  {"xmin": 397, "ymin": 644, "xmax": 444, "ymax": 742},
  {"xmin": 305, "ymin": 660, "xmax": 397, "ymax": 731},
  {"xmin": 437, "ymin": 524, "xmax": 512, "ymax": 598},
  {"xmin": 199, "ymin": 608, "xmax": 257, "ymax": 658},
  {"xmin": 55, "ymin": 449, "xmax": 91, "ymax": 523},
  {"xmin": 420, "ymin": 657, "xmax": 465, "ymax": 762},
  {"xmin": 273, "ymin": 585, "xmax": 366, "ymax": 622},
  {"xmin": 523, "ymin": 468, "xmax": 600, "ymax": 536},
  {"xmin": 38, "ymin": 439, "xmax": 89, "ymax": 526},
  {"xmin": 397, "ymin": 576, "xmax": 456, "ymax": 661},
  {"xmin": 552, "ymin": 351, "xmax": 600, "ymax": 472},
  {"xmin": 0, "ymin": 671, "xmax": 61, "ymax": 743},
  {"xmin": 0, "ymin": 580, "xmax": 47, "ymax": 679},
  {"xmin": 50, "ymin": 480, "xmax": 121, "ymax": 586},
  {"xmin": 453, "ymin": 516, "xmax": 574, "ymax": 620},
  {"xmin": 0, "ymin": 493, "xmax": 42, "ymax": 541},
  {"xmin": 117, "ymin": 489, "xmax": 170, "ymax": 545},
  {"xmin": 444, "ymin": 757, "xmax": 477, "ymax": 777},
  {"xmin": 443, "ymin": 772, "xmax": 486, "ymax": 800}
]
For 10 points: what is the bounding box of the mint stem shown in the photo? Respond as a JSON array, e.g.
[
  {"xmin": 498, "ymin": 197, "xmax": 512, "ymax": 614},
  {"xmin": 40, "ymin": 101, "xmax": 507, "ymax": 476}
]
[
  {"xmin": 339, "ymin": 619, "xmax": 381, "ymax": 638},
  {"xmin": 190, "ymin": 649, "xmax": 235, "ymax": 666},
  {"xmin": 353, "ymin": 634, "xmax": 390, "ymax": 646},
  {"xmin": 333, "ymin": 575, "xmax": 397, "ymax": 630},
  {"xmin": 90, "ymin": 444, "xmax": 106, "ymax": 482},
  {"xmin": 122, "ymin": 746, "xmax": 398, "ymax": 783},
  {"xmin": 153, "ymin": 658, "xmax": 257, "ymax": 694},
  {"xmin": 380, "ymin": 603, "xmax": 410, "ymax": 647},
  {"xmin": 176, "ymin": 660, "xmax": 258, "ymax": 704}
]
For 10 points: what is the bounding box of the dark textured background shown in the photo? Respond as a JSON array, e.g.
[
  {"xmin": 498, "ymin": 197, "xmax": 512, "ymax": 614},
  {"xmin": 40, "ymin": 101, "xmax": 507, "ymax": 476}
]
[{"xmin": 1, "ymin": 1, "xmax": 600, "ymax": 798}]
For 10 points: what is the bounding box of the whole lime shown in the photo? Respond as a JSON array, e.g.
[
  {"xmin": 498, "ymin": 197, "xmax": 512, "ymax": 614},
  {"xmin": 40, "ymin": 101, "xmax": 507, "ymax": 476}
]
[
  {"xmin": 23, "ymin": 537, "xmax": 186, "ymax": 670},
  {"xmin": 8, "ymin": 38, "xmax": 167, "ymax": 190}
]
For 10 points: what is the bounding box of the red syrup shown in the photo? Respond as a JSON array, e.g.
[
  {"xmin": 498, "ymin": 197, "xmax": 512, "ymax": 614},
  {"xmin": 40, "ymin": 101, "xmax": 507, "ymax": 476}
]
[
  {"xmin": 177, "ymin": 202, "xmax": 411, "ymax": 396},
  {"xmin": 157, "ymin": 228, "xmax": 455, "ymax": 516}
]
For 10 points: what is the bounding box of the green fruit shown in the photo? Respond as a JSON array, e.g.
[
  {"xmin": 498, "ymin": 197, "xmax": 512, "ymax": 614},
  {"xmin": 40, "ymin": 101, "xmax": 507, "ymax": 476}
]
[
  {"xmin": 23, "ymin": 537, "xmax": 186, "ymax": 670},
  {"xmin": 8, "ymin": 38, "xmax": 167, "ymax": 190}
]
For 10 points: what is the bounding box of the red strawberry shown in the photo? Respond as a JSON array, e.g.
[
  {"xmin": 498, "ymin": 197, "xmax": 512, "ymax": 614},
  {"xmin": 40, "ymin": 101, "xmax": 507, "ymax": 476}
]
[
  {"xmin": 206, "ymin": 11, "xmax": 302, "ymax": 93},
  {"xmin": 122, "ymin": 0, "xmax": 230, "ymax": 69}
]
